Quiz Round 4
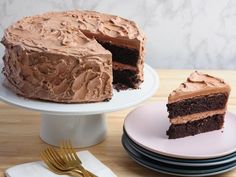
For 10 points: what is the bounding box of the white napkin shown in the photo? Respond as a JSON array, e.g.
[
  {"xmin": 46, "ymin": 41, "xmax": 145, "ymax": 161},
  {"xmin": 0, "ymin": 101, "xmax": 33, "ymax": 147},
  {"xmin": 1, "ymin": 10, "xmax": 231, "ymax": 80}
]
[{"xmin": 5, "ymin": 151, "xmax": 117, "ymax": 177}]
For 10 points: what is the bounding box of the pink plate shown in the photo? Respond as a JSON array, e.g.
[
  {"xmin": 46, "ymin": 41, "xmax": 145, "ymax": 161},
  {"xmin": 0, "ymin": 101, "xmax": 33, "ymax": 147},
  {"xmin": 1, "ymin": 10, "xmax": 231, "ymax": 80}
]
[{"xmin": 124, "ymin": 102, "xmax": 236, "ymax": 159}]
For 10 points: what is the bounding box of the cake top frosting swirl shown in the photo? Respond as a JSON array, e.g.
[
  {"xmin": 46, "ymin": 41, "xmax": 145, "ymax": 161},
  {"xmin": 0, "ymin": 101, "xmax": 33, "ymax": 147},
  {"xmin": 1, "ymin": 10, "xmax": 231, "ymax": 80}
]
[
  {"xmin": 168, "ymin": 71, "xmax": 231, "ymax": 103},
  {"xmin": 1, "ymin": 10, "xmax": 144, "ymax": 57}
]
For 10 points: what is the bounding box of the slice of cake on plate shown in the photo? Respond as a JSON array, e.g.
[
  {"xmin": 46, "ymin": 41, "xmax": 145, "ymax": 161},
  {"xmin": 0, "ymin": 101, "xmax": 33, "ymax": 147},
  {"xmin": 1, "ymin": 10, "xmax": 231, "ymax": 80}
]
[{"xmin": 166, "ymin": 71, "xmax": 231, "ymax": 139}]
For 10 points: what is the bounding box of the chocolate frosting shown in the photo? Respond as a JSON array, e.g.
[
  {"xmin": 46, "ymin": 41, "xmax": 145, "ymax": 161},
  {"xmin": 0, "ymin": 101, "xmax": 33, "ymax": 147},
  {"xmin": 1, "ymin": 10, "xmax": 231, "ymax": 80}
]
[
  {"xmin": 2, "ymin": 12, "xmax": 112, "ymax": 56},
  {"xmin": 168, "ymin": 71, "xmax": 231, "ymax": 103},
  {"xmin": 1, "ymin": 10, "xmax": 118, "ymax": 103},
  {"xmin": 3, "ymin": 10, "xmax": 145, "ymax": 51}
]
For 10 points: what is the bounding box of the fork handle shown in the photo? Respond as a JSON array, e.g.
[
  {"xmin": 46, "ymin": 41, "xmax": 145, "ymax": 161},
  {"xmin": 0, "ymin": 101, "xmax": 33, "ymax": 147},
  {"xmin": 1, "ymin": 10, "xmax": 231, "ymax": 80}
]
[
  {"xmin": 84, "ymin": 170, "xmax": 97, "ymax": 177},
  {"xmin": 69, "ymin": 169, "xmax": 84, "ymax": 177},
  {"xmin": 87, "ymin": 171, "xmax": 97, "ymax": 177},
  {"xmin": 75, "ymin": 166, "xmax": 97, "ymax": 177}
]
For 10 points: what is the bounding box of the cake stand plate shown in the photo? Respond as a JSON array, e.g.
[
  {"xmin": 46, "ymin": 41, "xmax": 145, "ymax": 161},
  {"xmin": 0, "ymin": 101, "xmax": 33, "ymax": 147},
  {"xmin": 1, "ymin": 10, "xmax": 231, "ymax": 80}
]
[{"xmin": 0, "ymin": 64, "xmax": 159, "ymax": 147}]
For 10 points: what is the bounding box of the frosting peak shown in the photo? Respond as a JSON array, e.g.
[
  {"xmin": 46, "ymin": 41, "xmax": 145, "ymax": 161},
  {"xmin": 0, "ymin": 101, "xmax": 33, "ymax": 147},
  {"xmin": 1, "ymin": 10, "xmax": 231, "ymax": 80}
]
[
  {"xmin": 168, "ymin": 71, "xmax": 231, "ymax": 103},
  {"xmin": 188, "ymin": 71, "xmax": 225, "ymax": 85}
]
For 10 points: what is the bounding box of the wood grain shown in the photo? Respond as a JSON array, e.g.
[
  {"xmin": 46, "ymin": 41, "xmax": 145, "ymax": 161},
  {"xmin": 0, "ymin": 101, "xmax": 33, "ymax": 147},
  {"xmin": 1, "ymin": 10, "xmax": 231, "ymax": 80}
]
[{"xmin": 0, "ymin": 70, "xmax": 236, "ymax": 177}]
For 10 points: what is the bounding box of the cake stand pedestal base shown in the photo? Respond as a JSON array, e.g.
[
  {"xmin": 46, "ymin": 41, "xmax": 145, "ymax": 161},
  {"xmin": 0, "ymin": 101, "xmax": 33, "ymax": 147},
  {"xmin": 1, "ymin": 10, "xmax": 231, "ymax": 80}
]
[{"xmin": 39, "ymin": 113, "xmax": 106, "ymax": 148}]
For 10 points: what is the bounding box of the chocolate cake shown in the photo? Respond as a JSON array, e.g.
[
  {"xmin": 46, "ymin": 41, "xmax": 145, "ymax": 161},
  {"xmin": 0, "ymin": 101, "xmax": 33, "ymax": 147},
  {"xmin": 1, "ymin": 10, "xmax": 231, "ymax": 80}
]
[
  {"xmin": 1, "ymin": 10, "xmax": 145, "ymax": 103},
  {"xmin": 166, "ymin": 71, "xmax": 231, "ymax": 139}
]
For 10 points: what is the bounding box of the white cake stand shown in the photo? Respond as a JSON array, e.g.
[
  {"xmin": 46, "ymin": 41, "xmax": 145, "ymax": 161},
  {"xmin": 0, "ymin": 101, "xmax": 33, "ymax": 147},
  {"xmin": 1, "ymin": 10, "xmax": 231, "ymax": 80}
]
[{"xmin": 0, "ymin": 64, "xmax": 159, "ymax": 147}]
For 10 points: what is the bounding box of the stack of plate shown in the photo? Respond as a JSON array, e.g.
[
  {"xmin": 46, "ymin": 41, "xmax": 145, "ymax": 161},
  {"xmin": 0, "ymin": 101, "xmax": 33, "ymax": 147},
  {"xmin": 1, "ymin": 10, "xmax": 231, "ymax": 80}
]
[{"xmin": 122, "ymin": 102, "xmax": 236, "ymax": 176}]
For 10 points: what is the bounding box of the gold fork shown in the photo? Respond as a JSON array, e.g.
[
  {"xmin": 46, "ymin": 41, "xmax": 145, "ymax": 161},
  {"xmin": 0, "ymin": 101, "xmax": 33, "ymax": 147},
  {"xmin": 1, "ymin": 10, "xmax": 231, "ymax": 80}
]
[
  {"xmin": 59, "ymin": 140, "xmax": 97, "ymax": 177},
  {"xmin": 41, "ymin": 149, "xmax": 84, "ymax": 177},
  {"xmin": 41, "ymin": 142, "xmax": 97, "ymax": 177}
]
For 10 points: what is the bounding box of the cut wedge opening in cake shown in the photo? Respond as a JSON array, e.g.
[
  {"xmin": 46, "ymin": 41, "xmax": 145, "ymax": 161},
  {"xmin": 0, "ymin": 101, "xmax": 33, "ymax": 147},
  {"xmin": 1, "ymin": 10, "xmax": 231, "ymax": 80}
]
[
  {"xmin": 98, "ymin": 41, "xmax": 139, "ymax": 66},
  {"xmin": 97, "ymin": 41, "xmax": 142, "ymax": 90},
  {"xmin": 75, "ymin": 11, "xmax": 145, "ymax": 91},
  {"xmin": 166, "ymin": 71, "xmax": 231, "ymax": 139}
]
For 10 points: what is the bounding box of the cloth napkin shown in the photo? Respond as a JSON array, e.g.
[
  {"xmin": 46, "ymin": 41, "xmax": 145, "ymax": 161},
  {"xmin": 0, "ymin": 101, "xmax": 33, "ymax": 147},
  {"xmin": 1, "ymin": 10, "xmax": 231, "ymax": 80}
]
[{"xmin": 5, "ymin": 151, "xmax": 117, "ymax": 177}]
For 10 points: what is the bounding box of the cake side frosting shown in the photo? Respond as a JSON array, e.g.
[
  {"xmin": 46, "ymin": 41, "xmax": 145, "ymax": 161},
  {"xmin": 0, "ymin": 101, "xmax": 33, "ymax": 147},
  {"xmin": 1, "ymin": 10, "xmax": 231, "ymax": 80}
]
[
  {"xmin": 2, "ymin": 45, "xmax": 112, "ymax": 103},
  {"xmin": 168, "ymin": 71, "xmax": 231, "ymax": 103}
]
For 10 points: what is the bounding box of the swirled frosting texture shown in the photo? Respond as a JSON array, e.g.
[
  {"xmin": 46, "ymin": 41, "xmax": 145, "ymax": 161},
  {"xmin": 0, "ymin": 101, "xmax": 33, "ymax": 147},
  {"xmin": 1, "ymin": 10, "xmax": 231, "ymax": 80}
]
[
  {"xmin": 168, "ymin": 71, "xmax": 231, "ymax": 103},
  {"xmin": 1, "ymin": 10, "xmax": 115, "ymax": 103}
]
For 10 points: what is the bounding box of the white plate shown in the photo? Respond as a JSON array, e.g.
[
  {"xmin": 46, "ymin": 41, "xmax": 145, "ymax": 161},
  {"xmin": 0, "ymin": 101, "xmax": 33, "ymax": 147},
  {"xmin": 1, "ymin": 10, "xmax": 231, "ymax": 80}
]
[
  {"xmin": 124, "ymin": 102, "xmax": 236, "ymax": 159},
  {"xmin": 0, "ymin": 64, "xmax": 159, "ymax": 115}
]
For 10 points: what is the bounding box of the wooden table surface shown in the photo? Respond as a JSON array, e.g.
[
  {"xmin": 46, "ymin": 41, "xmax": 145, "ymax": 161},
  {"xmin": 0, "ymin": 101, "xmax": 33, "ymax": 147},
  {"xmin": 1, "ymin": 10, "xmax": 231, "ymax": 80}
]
[{"xmin": 0, "ymin": 70, "xmax": 236, "ymax": 177}]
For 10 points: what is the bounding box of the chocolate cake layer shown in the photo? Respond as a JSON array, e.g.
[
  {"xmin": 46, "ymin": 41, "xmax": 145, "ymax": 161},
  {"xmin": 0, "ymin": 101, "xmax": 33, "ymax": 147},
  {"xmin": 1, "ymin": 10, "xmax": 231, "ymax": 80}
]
[
  {"xmin": 166, "ymin": 114, "xmax": 224, "ymax": 139},
  {"xmin": 113, "ymin": 69, "xmax": 141, "ymax": 90},
  {"xmin": 167, "ymin": 93, "xmax": 229, "ymax": 118},
  {"xmin": 98, "ymin": 41, "xmax": 139, "ymax": 66}
]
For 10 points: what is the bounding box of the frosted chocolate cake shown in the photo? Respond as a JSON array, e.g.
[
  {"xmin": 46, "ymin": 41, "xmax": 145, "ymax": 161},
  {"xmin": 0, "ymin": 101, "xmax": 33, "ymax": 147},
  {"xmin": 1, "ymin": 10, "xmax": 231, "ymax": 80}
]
[
  {"xmin": 1, "ymin": 10, "xmax": 145, "ymax": 103},
  {"xmin": 166, "ymin": 71, "xmax": 231, "ymax": 139}
]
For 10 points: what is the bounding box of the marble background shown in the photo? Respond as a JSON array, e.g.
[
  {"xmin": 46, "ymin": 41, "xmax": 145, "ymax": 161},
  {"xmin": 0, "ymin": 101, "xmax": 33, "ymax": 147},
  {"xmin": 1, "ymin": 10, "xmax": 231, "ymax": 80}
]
[{"xmin": 0, "ymin": 0, "xmax": 236, "ymax": 69}]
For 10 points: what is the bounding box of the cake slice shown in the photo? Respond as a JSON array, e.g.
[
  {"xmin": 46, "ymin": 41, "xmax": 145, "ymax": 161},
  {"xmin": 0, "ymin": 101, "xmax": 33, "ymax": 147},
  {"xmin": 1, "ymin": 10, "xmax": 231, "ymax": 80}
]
[{"xmin": 166, "ymin": 71, "xmax": 231, "ymax": 139}]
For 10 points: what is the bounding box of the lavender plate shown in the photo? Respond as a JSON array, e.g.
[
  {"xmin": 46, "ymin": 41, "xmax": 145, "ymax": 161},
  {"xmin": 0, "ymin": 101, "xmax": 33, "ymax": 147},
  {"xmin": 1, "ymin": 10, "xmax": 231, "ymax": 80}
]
[{"xmin": 124, "ymin": 102, "xmax": 236, "ymax": 159}]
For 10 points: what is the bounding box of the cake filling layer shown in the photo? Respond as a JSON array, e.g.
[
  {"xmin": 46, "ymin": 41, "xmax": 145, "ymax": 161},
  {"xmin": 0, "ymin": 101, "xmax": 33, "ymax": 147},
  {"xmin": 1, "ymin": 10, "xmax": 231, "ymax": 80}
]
[
  {"xmin": 112, "ymin": 61, "xmax": 137, "ymax": 71},
  {"xmin": 167, "ymin": 93, "xmax": 229, "ymax": 119},
  {"xmin": 167, "ymin": 114, "xmax": 225, "ymax": 139},
  {"xmin": 98, "ymin": 41, "xmax": 139, "ymax": 66},
  {"xmin": 113, "ymin": 69, "xmax": 141, "ymax": 90},
  {"xmin": 170, "ymin": 109, "xmax": 226, "ymax": 125}
]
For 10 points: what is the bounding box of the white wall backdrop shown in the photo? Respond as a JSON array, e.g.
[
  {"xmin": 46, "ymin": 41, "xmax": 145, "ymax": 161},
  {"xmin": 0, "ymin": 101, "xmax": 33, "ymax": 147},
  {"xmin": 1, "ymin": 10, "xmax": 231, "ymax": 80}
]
[{"xmin": 0, "ymin": 0, "xmax": 236, "ymax": 69}]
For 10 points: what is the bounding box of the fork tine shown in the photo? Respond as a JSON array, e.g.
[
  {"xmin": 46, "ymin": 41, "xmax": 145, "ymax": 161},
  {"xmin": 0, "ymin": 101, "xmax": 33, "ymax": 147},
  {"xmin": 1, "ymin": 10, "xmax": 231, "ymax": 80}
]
[
  {"xmin": 60, "ymin": 140, "xmax": 73, "ymax": 162},
  {"xmin": 59, "ymin": 141, "xmax": 68, "ymax": 161},
  {"xmin": 68, "ymin": 140, "xmax": 81, "ymax": 163},
  {"xmin": 43, "ymin": 150, "xmax": 60, "ymax": 169},
  {"xmin": 41, "ymin": 151, "xmax": 63, "ymax": 175},
  {"xmin": 49, "ymin": 147, "xmax": 67, "ymax": 165},
  {"xmin": 47, "ymin": 147, "xmax": 65, "ymax": 168},
  {"xmin": 65, "ymin": 140, "xmax": 75, "ymax": 162},
  {"xmin": 43, "ymin": 150, "xmax": 55, "ymax": 165},
  {"xmin": 44, "ymin": 149, "xmax": 65, "ymax": 170},
  {"xmin": 65, "ymin": 140, "xmax": 77, "ymax": 162},
  {"xmin": 65, "ymin": 140, "xmax": 93, "ymax": 177},
  {"xmin": 46, "ymin": 152, "xmax": 65, "ymax": 171},
  {"xmin": 41, "ymin": 150, "xmax": 84, "ymax": 177},
  {"xmin": 60, "ymin": 140, "xmax": 69, "ymax": 161}
]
